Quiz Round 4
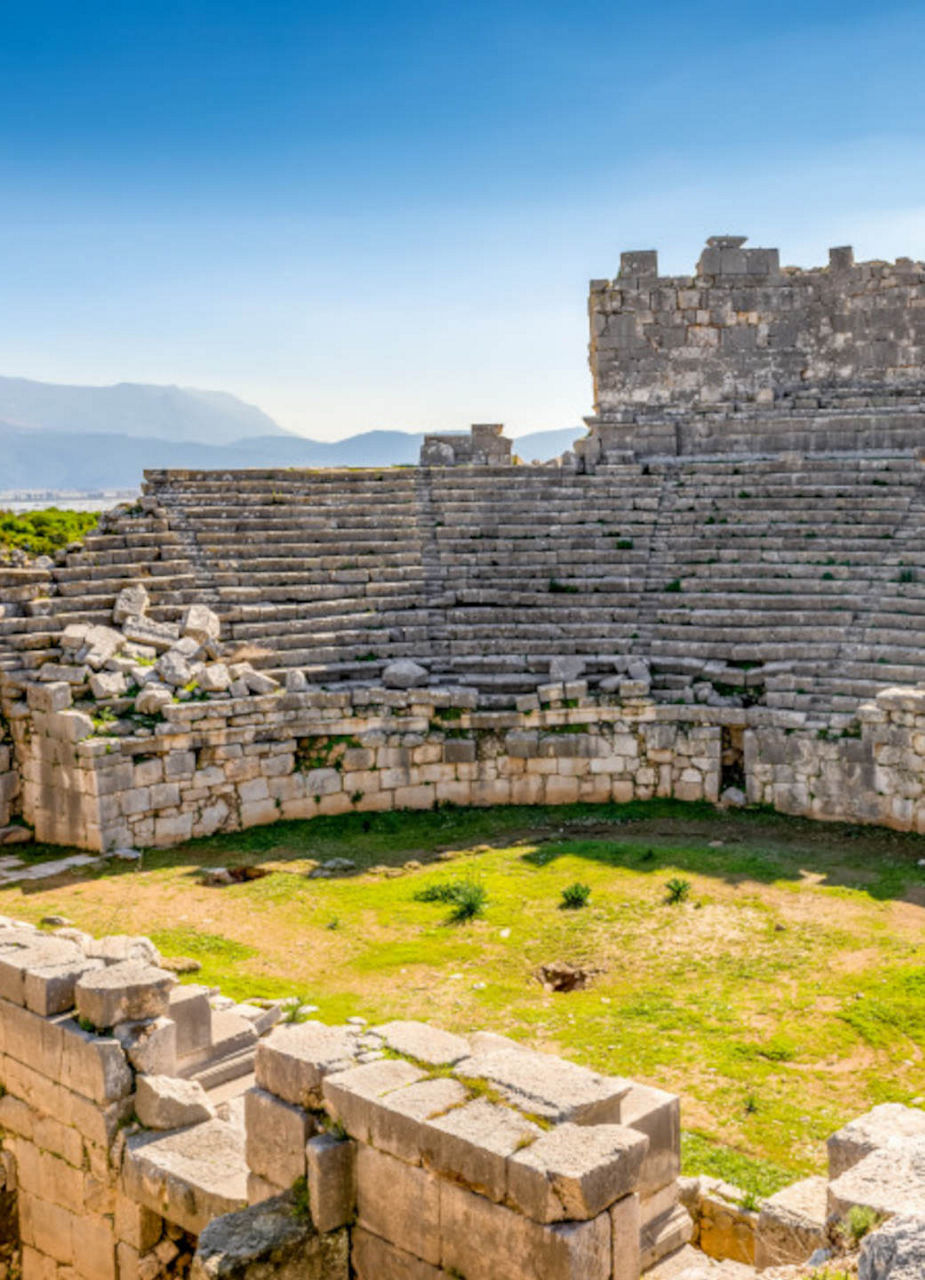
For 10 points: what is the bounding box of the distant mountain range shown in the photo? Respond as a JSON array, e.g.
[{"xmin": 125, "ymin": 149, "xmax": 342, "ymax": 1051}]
[{"xmin": 0, "ymin": 377, "xmax": 585, "ymax": 491}]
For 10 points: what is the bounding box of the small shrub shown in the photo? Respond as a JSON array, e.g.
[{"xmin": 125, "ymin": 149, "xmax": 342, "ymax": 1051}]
[
  {"xmin": 560, "ymin": 882, "xmax": 591, "ymax": 910},
  {"xmin": 846, "ymin": 1204, "xmax": 882, "ymax": 1245},
  {"xmin": 615, "ymin": 538, "xmax": 634, "ymax": 550},
  {"xmin": 898, "ymin": 568, "xmax": 915, "ymax": 583},
  {"xmin": 664, "ymin": 579, "xmax": 682, "ymax": 593},
  {"xmin": 416, "ymin": 877, "xmax": 487, "ymax": 923},
  {"xmin": 664, "ymin": 877, "xmax": 691, "ymax": 904},
  {"xmin": 549, "ymin": 578, "xmax": 579, "ymax": 594}
]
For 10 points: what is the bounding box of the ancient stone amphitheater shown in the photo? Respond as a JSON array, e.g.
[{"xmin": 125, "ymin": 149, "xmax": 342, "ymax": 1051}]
[{"xmin": 0, "ymin": 238, "xmax": 922, "ymax": 1280}]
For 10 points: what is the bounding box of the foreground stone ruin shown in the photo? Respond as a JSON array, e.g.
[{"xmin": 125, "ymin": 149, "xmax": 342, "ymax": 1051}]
[
  {"xmin": 0, "ymin": 916, "xmax": 920, "ymax": 1279},
  {"xmin": 4, "ymin": 237, "xmax": 925, "ymax": 851}
]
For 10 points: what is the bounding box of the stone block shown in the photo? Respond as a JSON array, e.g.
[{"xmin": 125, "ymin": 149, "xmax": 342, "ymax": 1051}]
[
  {"xmin": 0, "ymin": 935, "xmax": 88, "ymax": 1008},
  {"xmin": 452, "ymin": 1047, "xmax": 630, "ymax": 1124},
  {"xmin": 168, "ymin": 983, "xmax": 213, "ymax": 1061},
  {"xmin": 611, "ymin": 1192, "xmax": 641, "ymax": 1280},
  {"xmin": 321, "ymin": 1058, "xmax": 428, "ymax": 1151},
  {"xmin": 306, "ymin": 1132, "xmax": 356, "ymax": 1233},
  {"xmin": 75, "ymin": 961, "xmax": 175, "ymax": 1029},
  {"xmin": 256, "ymin": 1021, "xmax": 362, "ymax": 1107},
  {"xmin": 26, "ymin": 682, "xmax": 73, "ymax": 713},
  {"xmin": 114, "ymin": 1193, "xmax": 163, "ymax": 1250},
  {"xmin": 59, "ymin": 1021, "xmax": 134, "ymax": 1103},
  {"xmin": 124, "ymin": 1119, "xmax": 248, "ymax": 1236},
  {"xmin": 828, "ymin": 1103, "xmax": 925, "ymax": 1178},
  {"xmin": 136, "ymin": 1074, "xmax": 216, "ymax": 1130},
  {"xmin": 368, "ymin": 1020, "xmax": 470, "ymax": 1066},
  {"xmin": 506, "ymin": 1122, "xmax": 648, "ymax": 1222},
  {"xmin": 440, "ymin": 1178, "xmax": 612, "ymax": 1280},
  {"xmin": 356, "ymin": 1144, "xmax": 441, "ymax": 1266},
  {"xmin": 181, "ymin": 605, "xmax": 221, "ymax": 644},
  {"xmin": 620, "ymin": 1082, "xmax": 681, "ymax": 1194},
  {"xmin": 244, "ymin": 1087, "xmax": 314, "ymax": 1188},
  {"xmin": 352, "ymin": 1228, "xmax": 449, "ymax": 1279},
  {"xmin": 858, "ymin": 1214, "xmax": 925, "ymax": 1280},
  {"xmin": 755, "ymin": 1175, "xmax": 828, "ymax": 1269},
  {"xmin": 191, "ymin": 1191, "xmax": 349, "ymax": 1280},
  {"xmin": 828, "ymin": 1143, "xmax": 925, "ymax": 1219},
  {"xmin": 421, "ymin": 1096, "xmax": 542, "ymax": 1203}
]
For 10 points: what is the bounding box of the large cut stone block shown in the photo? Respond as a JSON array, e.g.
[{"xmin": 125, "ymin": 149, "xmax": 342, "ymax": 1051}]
[
  {"xmin": 828, "ymin": 1104, "xmax": 925, "ymax": 1179},
  {"xmin": 306, "ymin": 1132, "xmax": 356, "ymax": 1233},
  {"xmin": 440, "ymin": 1179, "xmax": 612, "ymax": 1280},
  {"xmin": 321, "ymin": 1058, "xmax": 425, "ymax": 1140},
  {"xmin": 123, "ymin": 1119, "xmax": 248, "ymax": 1236},
  {"xmin": 355, "ymin": 1144, "xmax": 441, "ymax": 1267},
  {"xmin": 256, "ymin": 1022, "xmax": 361, "ymax": 1107},
  {"xmin": 828, "ymin": 1143, "xmax": 925, "ymax": 1220},
  {"xmin": 858, "ymin": 1214, "xmax": 925, "ymax": 1280},
  {"xmin": 75, "ymin": 961, "xmax": 175, "ymax": 1030},
  {"xmin": 611, "ymin": 1192, "xmax": 641, "ymax": 1280},
  {"xmin": 620, "ymin": 1082, "xmax": 680, "ymax": 1195},
  {"xmin": 368, "ymin": 1020, "xmax": 470, "ymax": 1066},
  {"xmin": 452, "ymin": 1047, "xmax": 631, "ymax": 1124},
  {"xmin": 420, "ymin": 1096, "xmax": 543, "ymax": 1203},
  {"xmin": 507, "ymin": 1122, "xmax": 648, "ymax": 1222},
  {"xmin": 352, "ymin": 1227, "xmax": 449, "ymax": 1280},
  {"xmin": 136, "ymin": 1075, "xmax": 216, "ymax": 1131},
  {"xmin": 244, "ymin": 1087, "xmax": 315, "ymax": 1188},
  {"xmin": 325, "ymin": 1063, "xmax": 462, "ymax": 1164},
  {"xmin": 755, "ymin": 1175, "xmax": 828, "ymax": 1269}
]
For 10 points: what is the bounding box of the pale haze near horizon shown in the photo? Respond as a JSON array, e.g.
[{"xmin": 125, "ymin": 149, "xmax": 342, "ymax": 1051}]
[{"xmin": 2, "ymin": 2, "xmax": 924, "ymax": 442}]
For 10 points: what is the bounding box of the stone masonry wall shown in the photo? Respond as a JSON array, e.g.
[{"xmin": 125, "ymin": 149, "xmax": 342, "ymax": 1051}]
[
  {"xmin": 4, "ymin": 677, "xmax": 722, "ymax": 853},
  {"xmin": 0, "ymin": 917, "xmax": 689, "ymax": 1280},
  {"xmin": 589, "ymin": 237, "xmax": 925, "ymax": 417},
  {"xmin": 8, "ymin": 665, "xmax": 925, "ymax": 851}
]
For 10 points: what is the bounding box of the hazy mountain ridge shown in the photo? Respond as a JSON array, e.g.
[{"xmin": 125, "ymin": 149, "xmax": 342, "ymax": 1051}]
[
  {"xmin": 0, "ymin": 376, "xmax": 289, "ymax": 444},
  {"xmin": 0, "ymin": 377, "xmax": 584, "ymax": 490}
]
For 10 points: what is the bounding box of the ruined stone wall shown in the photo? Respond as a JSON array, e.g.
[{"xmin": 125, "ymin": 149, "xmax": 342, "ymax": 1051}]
[
  {"xmin": 4, "ymin": 678, "xmax": 721, "ymax": 852},
  {"xmin": 589, "ymin": 238, "xmax": 925, "ymax": 418},
  {"xmin": 0, "ymin": 918, "xmax": 685, "ymax": 1280}
]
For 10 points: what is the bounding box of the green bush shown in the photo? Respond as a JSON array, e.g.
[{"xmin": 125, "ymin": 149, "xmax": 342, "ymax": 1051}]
[
  {"xmin": 0, "ymin": 508, "xmax": 100, "ymax": 556},
  {"xmin": 415, "ymin": 877, "xmax": 487, "ymax": 923},
  {"xmin": 560, "ymin": 882, "xmax": 591, "ymax": 909},
  {"xmin": 665, "ymin": 876, "xmax": 692, "ymax": 904}
]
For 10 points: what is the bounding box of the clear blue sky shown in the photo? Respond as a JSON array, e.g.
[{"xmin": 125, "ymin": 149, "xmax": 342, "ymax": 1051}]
[{"xmin": 2, "ymin": 0, "xmax": 924, "ymax": 439}]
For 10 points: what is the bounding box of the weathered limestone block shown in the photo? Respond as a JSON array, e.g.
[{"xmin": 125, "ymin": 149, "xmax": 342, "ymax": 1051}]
[
  {"xmin": 244, "ymin": 1087, "xmax": 315, "ymax": 1188},
  {"xmin": 506, "ymin": 1122, "xmax": 648, "ymax": 1222},
  {"xmin": 77, "ymin": 625, "xmax": 125, "ymax": 670},
  {"xmin": 367, "ymin": 1020, "xmax": 470, "ymax": 1066},
  {"xmin": 355, "ymin": 1144, "xmax": 441, "ymax": 1266},
  {"xmin": 25, "ymin": 682, "xmax": 72, "ymax": 713},
  {"xmin": 352, "ymin": 1226, "xmax": 449, "ymax": 1280},
  {"xmin": 420, "ymin": 1096, "xmax": 543, "ymax": 1203},
  {"xmin": 256, "ymin": 1022, "xmax": 361, "ymax": 1107},
  {"xmin": 123, "ymin": 616, "xmax": 180, "ymax": 652},
  {"xmin": 755, "ymin": 1174, "xmax": 828, "ymax": 1269},
  {"xmin": 439, "ymin": 1178, "xmax": 613, "ymax": 1280},
  {"xmin": 321, "ymin": 1058, "xmax": 430, "ymax": 1153},
  {"xmin": 382, "ymin": 660, "xmax": 428, "ymax": 689},
  {"xmin": 191, "ymin": 1192, "xmax": 349, "ymax": 1280},
  {"xmin": 452, "ymin": 1047, "xmax": 631, "ymax": 1124},
  {"xmin": 135, "ymin": 685, "xmax": 173, "ymax": 716},
  {"xmin": 611, "ymin": 1192, "xmax": 642, "ymax": 1280},
  {"xmin": 75, "ymin": 961, "xmax": 175, "ymax": 1029},
  {"xmin": 182, "ymin": 605, "xmax": 221, "ymax": 645},
  {"xmin": 828, "ymin": 1142, "xmax": 925, "ymax": 1219},
  {"xmin": 306, "ymin": 1132, "xmax": 356, "ymax": 1233},
  {"xmin": 620, "ymin": 1081, "xmax": 680, "ymax": 1196},
  {"xmin": 136, "ymin": 1075, "xmax": 217, "ymax": 1130},
  {"xmin": 123, "ymin": 1120, "xmax": 248, "ymax": 1235},
  {"xmin": 859, "ymin": 1214, "xmax": 925, "ymax": 1280},
  {"xmin": 828, "ymin": 1104, "xmax": 925, "ymax": 1178},
  {"xmin": 113, "ymin": 584, "xmax": 150, "ymax": 625}
]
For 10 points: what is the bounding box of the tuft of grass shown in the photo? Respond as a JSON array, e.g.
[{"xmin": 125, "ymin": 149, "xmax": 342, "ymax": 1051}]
[
  {"xmin": 664, "ymin": 578, "xmax": 683, "ymax": 593},
  {"xmin": 560, "ymin": 882, "xmax": 591, "ymax": 910},
  {"xmin": 680, "ymin": 1132, "xmax": 793, "ymax": 1197}
]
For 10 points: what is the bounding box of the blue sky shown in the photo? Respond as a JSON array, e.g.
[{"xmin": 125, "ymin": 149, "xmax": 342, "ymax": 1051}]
[{"xmin": 2, "ymin": 0, "xmax": 924, "ymax": 440}]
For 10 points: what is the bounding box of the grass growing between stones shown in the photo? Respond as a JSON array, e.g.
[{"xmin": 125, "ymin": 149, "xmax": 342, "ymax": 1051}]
[{"xmin": 3, "ymin": 799, "xmax": 925, "ymax": 1195}]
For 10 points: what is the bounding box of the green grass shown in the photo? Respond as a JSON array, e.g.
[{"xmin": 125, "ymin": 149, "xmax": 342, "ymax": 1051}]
[
  {"xmin": 0, "ymin": 507, "xmax": 100, "ymax": 556},
  {"xmin": 4, "ymin": 799, "xmax": 925, "ymax": 1189}
]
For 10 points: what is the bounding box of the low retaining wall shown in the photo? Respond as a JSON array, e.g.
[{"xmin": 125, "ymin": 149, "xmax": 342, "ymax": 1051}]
[{"xmin": 3, "ymin": 669, "xmax": 925, "ymax": 851}]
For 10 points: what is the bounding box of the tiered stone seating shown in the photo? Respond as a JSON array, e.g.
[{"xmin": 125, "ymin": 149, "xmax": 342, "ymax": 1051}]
[{"xmin": 4, "ymin": 454, "xmax": 925, "ymax": 717}]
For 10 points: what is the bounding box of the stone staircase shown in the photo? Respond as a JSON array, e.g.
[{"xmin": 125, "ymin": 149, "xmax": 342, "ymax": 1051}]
[{"xmin": 2, "ymin": 455, "xmax": 924, "ymax": 718}]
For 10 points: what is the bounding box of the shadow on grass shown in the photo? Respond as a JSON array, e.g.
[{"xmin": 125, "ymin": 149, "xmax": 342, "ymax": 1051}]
[{"xmin": 9, "ymin": 799, "xmax": 925, "ymax": 905}]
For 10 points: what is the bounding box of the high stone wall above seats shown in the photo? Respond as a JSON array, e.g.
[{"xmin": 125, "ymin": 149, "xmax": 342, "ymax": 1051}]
[{"xmin": 588, "ymin": 237, "xmax": 925, "ymax": 423}]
